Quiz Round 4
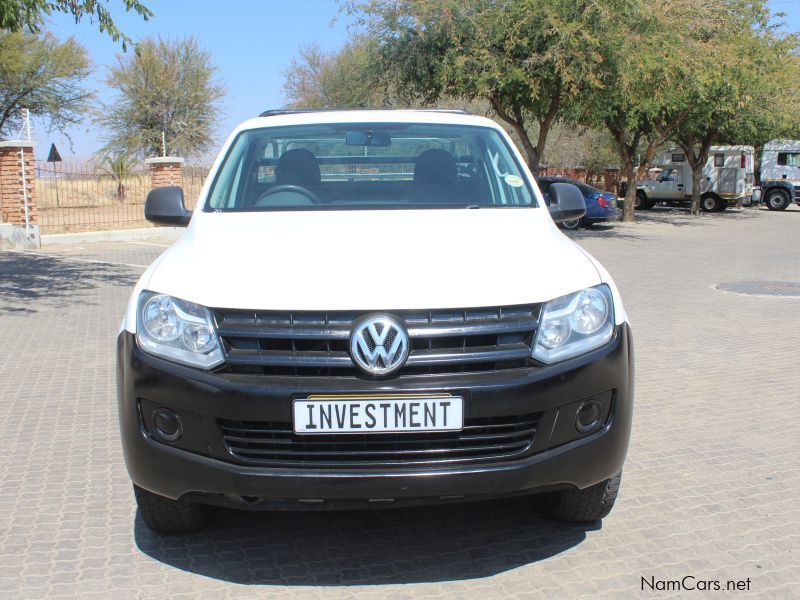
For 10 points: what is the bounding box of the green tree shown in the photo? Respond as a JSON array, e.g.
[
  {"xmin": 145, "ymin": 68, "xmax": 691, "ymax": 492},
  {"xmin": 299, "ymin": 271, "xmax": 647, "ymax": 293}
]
[
  {"xmin": 0, "ymin": 30, "xmax": 91, "ymax": 139},
  {"xmin": 283, "ymin": 37, "xmax": 384, "ymax": 109},
  {"xmin": 98, "ymin": 35, "xmax": 225, "ymax": 158},
  {"xmin": 349, "ymin": 0, "xmax": 601, "ymax": 168},
  {"xmin": 0, "ymin": 0, "xmax": 151, "ymax": 50},
  {"xmin": 670, "ymin": 4, "xmax": 800, "ymax": 214},
  {"xmin": 574, "ymin": 0, "xmax": 720, "ymax": 222}
]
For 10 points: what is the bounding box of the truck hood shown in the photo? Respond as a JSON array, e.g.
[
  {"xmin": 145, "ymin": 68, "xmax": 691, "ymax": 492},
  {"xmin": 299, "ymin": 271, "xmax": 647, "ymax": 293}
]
[{"xmin": 145, "ymin": 209, "xmax": 601, "ymax": 311}]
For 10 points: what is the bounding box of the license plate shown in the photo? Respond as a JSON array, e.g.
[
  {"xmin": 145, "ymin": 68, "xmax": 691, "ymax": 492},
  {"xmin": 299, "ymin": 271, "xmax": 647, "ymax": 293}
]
[{"xmin": 293, "ymin": 394, "xmax": 463, "ymax": 434}]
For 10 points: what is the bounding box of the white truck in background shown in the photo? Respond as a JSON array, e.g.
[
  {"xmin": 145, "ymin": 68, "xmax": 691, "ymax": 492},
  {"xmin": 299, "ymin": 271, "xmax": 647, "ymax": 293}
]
[
  {"xmin": 634, "ymin": 146, "xmax": 757, "ymax": 212},
  {"xmin": 759, "ymin": 140, "xmax": 800, "ymax": 211}
]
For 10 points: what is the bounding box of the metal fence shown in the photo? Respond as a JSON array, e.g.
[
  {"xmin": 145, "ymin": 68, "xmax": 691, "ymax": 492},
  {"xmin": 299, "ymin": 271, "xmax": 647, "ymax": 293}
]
[{"xmin": 34, "ymin": 161, "xmax": 210, "ymax": 234}]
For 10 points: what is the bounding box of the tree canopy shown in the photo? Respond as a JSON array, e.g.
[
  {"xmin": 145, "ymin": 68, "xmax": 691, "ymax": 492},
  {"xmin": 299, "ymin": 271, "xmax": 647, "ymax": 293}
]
[
  {"xmin": 98, "ymin": 35, "xmax": 225, "ymax": 158},
  {"xmin": 0, "ymin": 0, "xmax": 151, "ymax": 50},
  {"xmin": 339, "ymin": 0, "xmax": 799, "ymax": 221},
  {"xmin": 348, "ymin": 0, "xmax": 604, "ymax": 168},
  {"xmin": 283, "ymin": 37, "xmax": 384, "ymax": 109},
  {"xmin": 0, "ymin": 29, "xmax": 91, "ymax": 139},
  {"xmin": 572, "ymin": 0, "xmax": 717, "ymax": 220}
]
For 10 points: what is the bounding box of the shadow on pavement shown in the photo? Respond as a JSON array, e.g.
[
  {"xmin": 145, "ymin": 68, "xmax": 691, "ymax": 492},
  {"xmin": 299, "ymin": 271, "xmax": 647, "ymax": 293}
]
[
  {"xmin": 564, "ymin": 206, "xmax": 766, "ymax": 240},
  {"xmin": 135, "ymin": 497, "xmax": 595, "ymax": 585},
  {"xmin": 632, "ymin": 206, "xmax": 763, "ymax": 226},
  {"xmin": 0, "ymin": 251, "xmax": 139, "ymax": 315},
  {"xmin": 564, "ymin": 224, "xmax": 648, "ymax": 242}
]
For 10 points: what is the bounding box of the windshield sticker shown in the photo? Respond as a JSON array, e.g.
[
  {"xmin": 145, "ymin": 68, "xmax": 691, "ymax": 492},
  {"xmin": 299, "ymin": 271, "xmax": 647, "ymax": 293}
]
[{"xmin": 505, "ymin": 174, "xmax": 524, "ymax": 187}]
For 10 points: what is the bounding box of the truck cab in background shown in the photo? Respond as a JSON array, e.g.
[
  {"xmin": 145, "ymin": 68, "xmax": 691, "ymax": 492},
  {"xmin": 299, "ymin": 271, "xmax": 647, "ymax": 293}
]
[
  {"xmin": 635, "ymin": 146, "xmax": 756, "ymax": 212},
  {"xmin": 759, "ymin": 140, "xmax": 800, "ymax": 211}
]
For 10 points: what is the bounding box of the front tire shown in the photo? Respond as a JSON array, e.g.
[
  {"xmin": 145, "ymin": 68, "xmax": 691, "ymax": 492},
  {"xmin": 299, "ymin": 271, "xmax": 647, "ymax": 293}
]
[
  {"xmin": 635, "ymin": 192, "xmax": 654, "ymax": 210},
  {"xmin": 134, "ymin": 485, "xmax": 212, "ymax": 534},
  {"xmin": 548, "ymin": 472, "xmax": 622, "ymax": 523},
  {"xmin": 765, "ymin": 188, "xmax": 791, "ymax": 211}
]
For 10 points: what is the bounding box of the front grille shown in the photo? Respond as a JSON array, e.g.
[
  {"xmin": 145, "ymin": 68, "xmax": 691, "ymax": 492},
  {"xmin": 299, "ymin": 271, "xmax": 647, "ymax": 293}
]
[
  {"xmin": 793, "ymin": 186, "xmax": 800, "ymax": 201},
  {"xmin": 214, "ymin": 305, "xmax": 541, "ymax": 376},
  {"xmin": 218, "ymin": 413, "xmax": 542, "ymax": 468}
]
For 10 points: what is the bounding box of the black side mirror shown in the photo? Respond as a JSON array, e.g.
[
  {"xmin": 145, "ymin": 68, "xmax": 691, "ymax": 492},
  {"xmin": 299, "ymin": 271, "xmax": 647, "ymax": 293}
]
[
  {"xmin": 548, "ymin": 183, "xmax": 586, "ymax": 223},
  {"xmin": 145, "ymin": 186, "xmax": 192, "ymax": 227}
]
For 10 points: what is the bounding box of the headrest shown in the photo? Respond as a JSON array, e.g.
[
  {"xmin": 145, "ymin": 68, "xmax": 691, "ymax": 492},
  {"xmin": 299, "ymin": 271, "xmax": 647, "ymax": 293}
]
[
  {"xmin": 275, "ymin": 149, "xmax": 321, "ymax": 186},
  {"xmin": 414, "ymin": 149, "xmax": 456, "ymax": 185}
]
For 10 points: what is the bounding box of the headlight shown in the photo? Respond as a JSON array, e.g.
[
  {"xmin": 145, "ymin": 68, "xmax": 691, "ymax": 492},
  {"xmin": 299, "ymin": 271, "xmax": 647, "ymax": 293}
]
[
  {"xmin": 136, "ymin": 292, "xmax": 224, "ymax": 369},
  {"xmin": 533, "ymin": 284, "xmax": 615, "ymax": 363}
]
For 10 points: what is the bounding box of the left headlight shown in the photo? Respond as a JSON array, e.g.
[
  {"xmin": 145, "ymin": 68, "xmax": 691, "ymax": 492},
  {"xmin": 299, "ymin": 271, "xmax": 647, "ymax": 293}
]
[
  {"xmin": 136, "ymin": 291, "xmax": 224, "ymax": 369},
  {"xmin": 533, "ymin": 284, "xmax": 615, "ymax": 364}
]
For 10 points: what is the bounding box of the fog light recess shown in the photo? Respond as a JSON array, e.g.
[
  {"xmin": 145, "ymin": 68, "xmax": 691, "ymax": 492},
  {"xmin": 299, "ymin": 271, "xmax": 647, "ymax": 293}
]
[
  {"xmin": 575, "ymin": 399, "xmax": 603, "ymax": 434},
  {"xmin": 152, "ymin": 408, "xmax": 182, "ymax": 442}
]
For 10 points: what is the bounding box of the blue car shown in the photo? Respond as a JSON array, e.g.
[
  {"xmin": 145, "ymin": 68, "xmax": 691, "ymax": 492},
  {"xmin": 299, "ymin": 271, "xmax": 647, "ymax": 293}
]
[{"xmin": 538, "ymin": 177, "xmax": 620, "ymax": 230}]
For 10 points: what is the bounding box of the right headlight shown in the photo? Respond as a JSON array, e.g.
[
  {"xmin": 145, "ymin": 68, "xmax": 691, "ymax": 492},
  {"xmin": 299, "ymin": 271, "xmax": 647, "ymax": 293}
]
[
  {"xmin": 533, "ymin": 284, "xmax": 615, "ymax": 363},
  {"xmin": 136, "ymin": 291, "xmax": 224, "ymax": 369}
]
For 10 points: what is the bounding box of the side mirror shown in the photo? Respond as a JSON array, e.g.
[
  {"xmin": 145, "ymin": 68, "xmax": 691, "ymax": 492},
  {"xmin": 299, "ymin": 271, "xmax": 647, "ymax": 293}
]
[
  {"xmin": 547, "ymin": 183, "xmax": 586, "ymax": 223},
  {"xmin": 145, "ymin": 186, "xmax": 192, "ymax": 227}
]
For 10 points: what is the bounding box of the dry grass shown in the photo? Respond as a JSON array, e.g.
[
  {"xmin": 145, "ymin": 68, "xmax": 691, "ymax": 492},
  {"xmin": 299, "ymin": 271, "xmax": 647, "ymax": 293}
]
[{"xmin": 34, "ymin": 165, "xmax": 208, "ymax": 233}]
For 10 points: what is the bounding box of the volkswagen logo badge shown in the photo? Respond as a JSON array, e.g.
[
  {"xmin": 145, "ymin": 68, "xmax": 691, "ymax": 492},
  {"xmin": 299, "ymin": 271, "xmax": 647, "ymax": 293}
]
[{"xmin": 350, "ymin": 315, "xmax": 410, "ymax": 376}]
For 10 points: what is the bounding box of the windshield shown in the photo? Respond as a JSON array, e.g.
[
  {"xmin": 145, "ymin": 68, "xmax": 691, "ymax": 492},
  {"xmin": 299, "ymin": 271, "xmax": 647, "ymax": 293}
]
[{"xmin": 205, "ymin": 123, "xmax": 536, "ymax": 211}]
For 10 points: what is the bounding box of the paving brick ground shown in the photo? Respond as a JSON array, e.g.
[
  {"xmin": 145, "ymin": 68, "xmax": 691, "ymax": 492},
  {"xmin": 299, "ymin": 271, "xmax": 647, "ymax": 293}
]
[{"xmin": 1, "ymin": 206, "xmax": 798, "ymax": 598}]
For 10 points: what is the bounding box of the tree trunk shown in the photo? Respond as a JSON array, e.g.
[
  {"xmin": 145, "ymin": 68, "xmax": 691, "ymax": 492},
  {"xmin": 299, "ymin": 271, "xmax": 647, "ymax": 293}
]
[
  {"xmin": 533, "ymin": 95, "xmax": 560, "ymax": 169},
  {"xmin": 489, "ymin": 95, "xmax": 540, "ymax": 169},
  {"xmin": 606, "ymin": 122, "xmax": 638, "ymax": 223},
  {"xmin": 687, "ymin": 144, "xmax": 711, "ymax": 216},
  {"xmin": 677, "ymin": 137, "xmax": 713, "ymax": 216},
  {"xmin": 621, "ymin": 159, "xmax": 637, "ymax": 223},
  {"xmin": 690, "ymin": 162, "xmax": 703, "ymax": 215},
  {"xmin": 518, "ymin": 129, "xmax": 540, "ymax": 170},
  {"xmin": 533, "ymin": 126, "xmax": 548, "ymax": 170}
]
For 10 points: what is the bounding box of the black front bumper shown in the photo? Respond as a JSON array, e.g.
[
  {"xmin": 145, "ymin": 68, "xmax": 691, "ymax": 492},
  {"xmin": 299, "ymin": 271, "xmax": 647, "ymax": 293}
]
[{"xmin": 117, "ymin": 324, "xmax": 634, "ymax": 509}]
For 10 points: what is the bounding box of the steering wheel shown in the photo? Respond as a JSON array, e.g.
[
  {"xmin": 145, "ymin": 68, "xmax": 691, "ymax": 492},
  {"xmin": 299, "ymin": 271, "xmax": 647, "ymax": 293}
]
[{"xmin": 256, "ymin": 184, "xmax": 321, "ymax": 205}]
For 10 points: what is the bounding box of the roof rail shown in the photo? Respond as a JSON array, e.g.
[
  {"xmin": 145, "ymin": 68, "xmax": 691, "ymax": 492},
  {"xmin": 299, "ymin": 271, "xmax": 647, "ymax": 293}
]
[{"xmin": 258, "ymin": 108, "xmax": 471, "ymax": 117}]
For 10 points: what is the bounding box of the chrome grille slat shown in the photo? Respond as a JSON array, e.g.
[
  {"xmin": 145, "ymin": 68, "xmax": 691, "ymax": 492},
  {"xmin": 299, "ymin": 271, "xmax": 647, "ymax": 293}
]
[
  {"xmin": 406, "ymin": 317, "xmax": 538, "ymax": 337},
  {"xmin": 215, "ymin": 304, "xmax": 541, "ymax": 376},
  {"xmin": 406, "ymin": 344, "xmax": 532, "ymax": 366},
  {"xmin": 224, "ymin": 350, "xmax": 351, "ymax": 367},
  {"xmin": 216, "ymin": 324, "xmax": 351, "ymax": 339}
]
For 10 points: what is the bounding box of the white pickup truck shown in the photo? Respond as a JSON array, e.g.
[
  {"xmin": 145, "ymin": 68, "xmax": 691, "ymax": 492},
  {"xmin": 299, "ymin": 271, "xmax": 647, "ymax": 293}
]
[
  {"xmin": 116, "ymin": 109, "xmax": 634, "ymax": 534},
  {"xmin": 635, "ymin": 146, "xmax": 757, "ymax": 212}
]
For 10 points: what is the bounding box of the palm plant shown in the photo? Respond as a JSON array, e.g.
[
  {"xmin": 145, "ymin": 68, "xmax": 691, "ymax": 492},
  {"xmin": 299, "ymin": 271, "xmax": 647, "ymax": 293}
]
[{"xmin": 97, "ymin": 151, "xmax": 138, "ymax": 201}]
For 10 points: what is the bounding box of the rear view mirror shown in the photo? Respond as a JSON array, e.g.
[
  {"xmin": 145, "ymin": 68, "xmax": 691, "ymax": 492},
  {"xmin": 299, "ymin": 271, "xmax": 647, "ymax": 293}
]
[
  {"xmin": 345, "ymin": 131, "xmax": 391, "ymax": 146},
  {"xmin": 145, "ymin": 186, "xmax": 192, "ymax": 227},
  {"xmin": 547, "ymin": 183, "xmax": 586, "ymax": 223}
]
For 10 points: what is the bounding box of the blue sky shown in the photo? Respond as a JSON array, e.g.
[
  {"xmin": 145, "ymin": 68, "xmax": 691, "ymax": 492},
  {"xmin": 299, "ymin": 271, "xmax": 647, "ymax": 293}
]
[
  {"xmin": 33, "ymin": 0, "xmax": 355, "ymax": 160},
  {"xmin": 31, "ymin": 0, "xmax": 800, "ymax": 161}
]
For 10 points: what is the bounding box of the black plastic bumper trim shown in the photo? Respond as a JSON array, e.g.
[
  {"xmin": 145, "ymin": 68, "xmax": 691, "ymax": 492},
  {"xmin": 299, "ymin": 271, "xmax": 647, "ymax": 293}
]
[{"xmin": 116, "ymin": 323, "xmax": 633, "ymax": 506}]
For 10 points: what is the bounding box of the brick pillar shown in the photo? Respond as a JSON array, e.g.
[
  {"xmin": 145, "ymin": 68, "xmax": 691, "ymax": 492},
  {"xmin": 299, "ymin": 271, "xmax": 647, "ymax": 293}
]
[
  {"xmin": 603, "ymin": 168, "xmax": 621, "ymax": 194},
  {"xmin": 0, "ymin": 141, "xmax": 37, "ymax": 226},
  {"xmin": 146, "ymin": 156, "xmax": 184, "ymax": 188}
]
